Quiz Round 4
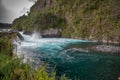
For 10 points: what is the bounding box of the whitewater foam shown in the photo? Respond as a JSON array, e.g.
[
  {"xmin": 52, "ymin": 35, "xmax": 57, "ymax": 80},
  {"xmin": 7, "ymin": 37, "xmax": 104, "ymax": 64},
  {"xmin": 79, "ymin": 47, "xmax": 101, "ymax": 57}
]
[{"xmin": 15, "ymin": 31, "xmax": 94, "ymax": 67}]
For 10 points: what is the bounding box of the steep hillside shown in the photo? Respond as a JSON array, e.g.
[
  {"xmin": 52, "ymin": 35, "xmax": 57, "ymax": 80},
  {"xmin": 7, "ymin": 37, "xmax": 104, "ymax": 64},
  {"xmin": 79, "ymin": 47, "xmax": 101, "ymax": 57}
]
[{"xmin": 13, "ymin": 0, "xmax": 120, "ymax": 43}]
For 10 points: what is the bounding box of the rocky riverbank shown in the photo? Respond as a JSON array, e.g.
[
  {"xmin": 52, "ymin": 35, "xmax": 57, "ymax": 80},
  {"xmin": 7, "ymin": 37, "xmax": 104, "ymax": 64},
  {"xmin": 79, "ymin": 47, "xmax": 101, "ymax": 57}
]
[
  {"xmin": 23, "ymin": 28, "xmax": 62, "ymax": 38},
  {"xmin": 90, "ymin": 45, "xmax": 120, "ymax": 53}
]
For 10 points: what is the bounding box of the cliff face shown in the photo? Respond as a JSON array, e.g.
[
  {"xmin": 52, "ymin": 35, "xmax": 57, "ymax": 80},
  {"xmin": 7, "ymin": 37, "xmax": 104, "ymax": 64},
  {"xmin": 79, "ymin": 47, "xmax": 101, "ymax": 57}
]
[{"xmin": 13, "ymin": 0, "xmax": 120, "ymax": 43}]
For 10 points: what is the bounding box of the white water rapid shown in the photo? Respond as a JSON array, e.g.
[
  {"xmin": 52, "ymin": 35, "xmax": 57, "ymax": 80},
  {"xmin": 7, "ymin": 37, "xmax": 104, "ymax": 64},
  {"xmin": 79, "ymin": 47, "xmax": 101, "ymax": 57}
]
[
  {"xmin": 15, "ymin": 31, "xmax": 92, "ymax": 68},
  {"xmin": 13, "ymin": 32, "xmax": 120, "ymax": 80}
]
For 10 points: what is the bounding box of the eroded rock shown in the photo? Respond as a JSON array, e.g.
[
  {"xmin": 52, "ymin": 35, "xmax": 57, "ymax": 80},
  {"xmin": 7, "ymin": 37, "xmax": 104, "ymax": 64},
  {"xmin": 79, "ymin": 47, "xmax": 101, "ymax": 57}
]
[{"xmin": 41, "ymin": 28, "xmax": 61, "ymax": 38}]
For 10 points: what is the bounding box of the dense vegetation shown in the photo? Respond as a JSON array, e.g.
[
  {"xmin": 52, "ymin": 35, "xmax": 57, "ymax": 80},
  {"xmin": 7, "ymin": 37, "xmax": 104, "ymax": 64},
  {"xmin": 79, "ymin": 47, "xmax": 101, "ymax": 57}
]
[
  {"xmin": 0, "ymin": 38, "xmax": 68, "ymax": 80},
  {"xmin": 0, "ymin": 39, "xmax": 13, "ymax": 56},
  {"xmin": 13, "ymin": 12, "xmax": 66, "ymax": 31},
  {"xmin": 13, "ymin": 0, "xmax": 120, "ymax": 43}
]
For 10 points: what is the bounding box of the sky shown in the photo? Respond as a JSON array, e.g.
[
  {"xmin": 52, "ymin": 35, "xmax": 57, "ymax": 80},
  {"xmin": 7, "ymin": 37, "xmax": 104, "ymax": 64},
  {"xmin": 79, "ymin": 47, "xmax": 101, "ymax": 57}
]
[{"xmin": 0, "ymin": 0, "xmax": 36, "ymax": 23}]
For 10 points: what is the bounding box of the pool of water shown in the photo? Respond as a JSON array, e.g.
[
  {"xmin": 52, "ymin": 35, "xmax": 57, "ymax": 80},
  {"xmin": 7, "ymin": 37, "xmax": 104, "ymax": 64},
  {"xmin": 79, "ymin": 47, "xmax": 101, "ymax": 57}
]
[{"xmin": 16, "ymin": 33, "xmax": 120, "ymax": 80}]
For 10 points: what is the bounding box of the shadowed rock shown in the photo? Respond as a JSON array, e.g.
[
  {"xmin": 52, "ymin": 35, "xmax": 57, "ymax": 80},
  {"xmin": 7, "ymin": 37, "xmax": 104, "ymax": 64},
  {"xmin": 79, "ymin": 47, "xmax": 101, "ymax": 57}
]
[
  {"xmin": 23, "ymin": 31, "xmax": 33, "ymax": 35},
  {"xmin": 17, "ymin": 32, "xmax": 24, "ymax": 41}
]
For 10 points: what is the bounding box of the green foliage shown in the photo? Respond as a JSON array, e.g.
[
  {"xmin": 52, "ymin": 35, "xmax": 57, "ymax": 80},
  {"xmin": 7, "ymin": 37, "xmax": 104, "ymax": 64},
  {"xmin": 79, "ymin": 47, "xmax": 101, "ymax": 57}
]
[
  {"xmin": 34, "ymin": 13, "xmax": 66, "ymax": 30},
  {"xmin": 0, "ymin": 54, "xmax": 31, "ymax": 80},
  {"xmin": 0, "ymin": 38, "xmax": 13, "ymax": 56},
  {"xmin": 0, "ymin": 54, "xmax": 68, "ymax": 80},
  {"xmin": 0, "ymin": 38, "xmax": 68, "ymax": 80},
  {"xmin": 56, "ymin": 0, "xmax": 63, "ymax": 4},
  {"xmin": 13, "ymin": 12, "xmax": 66, "ymax": 31},
  {"xmin": 12, "ymin": 15, "xmax": 28, "ymax": 30}
]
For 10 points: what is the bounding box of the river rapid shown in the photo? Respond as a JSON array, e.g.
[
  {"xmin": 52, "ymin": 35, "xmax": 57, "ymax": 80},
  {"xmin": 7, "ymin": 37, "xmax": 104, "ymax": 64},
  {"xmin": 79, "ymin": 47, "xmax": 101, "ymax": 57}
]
[{"xmin": 15, "ymin": 32, "xmax": 120, "ymax": 80}]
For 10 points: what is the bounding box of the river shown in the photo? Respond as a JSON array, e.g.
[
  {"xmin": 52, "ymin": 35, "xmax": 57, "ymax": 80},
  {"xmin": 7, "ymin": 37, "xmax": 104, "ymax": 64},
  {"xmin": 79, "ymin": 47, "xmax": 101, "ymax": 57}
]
[{"xmin": 15, "ymin": 32, "xmax": 120, "ymax": 80}]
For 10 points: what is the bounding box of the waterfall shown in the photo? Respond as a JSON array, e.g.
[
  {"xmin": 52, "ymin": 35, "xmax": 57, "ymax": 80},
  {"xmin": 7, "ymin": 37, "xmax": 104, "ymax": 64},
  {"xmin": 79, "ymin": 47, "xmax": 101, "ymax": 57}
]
[
  {"xmin": 31, "ymin": 31, "xmax": 41, "ymax": 40},
  {"xmin": 19, "ymin": 31, "xmax": 41, "ymax": 41},
  {"xmin": 14, "ymin": 31, "xmax": 94, "ymax": 69},
  {"xmin": 17, "ymin": 31, "xmax": 93, "ymax": 50}
]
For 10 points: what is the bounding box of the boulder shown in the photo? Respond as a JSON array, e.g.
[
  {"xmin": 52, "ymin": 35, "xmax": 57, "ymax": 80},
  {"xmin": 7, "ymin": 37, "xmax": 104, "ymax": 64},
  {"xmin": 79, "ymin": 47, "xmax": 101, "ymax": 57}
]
[
  {"xmin": 23, "ymin": 31, "xmax": 33, "ymax": 35},
  {"xmin": 17, "ymin": 33, "xmax": 24, "ymax": 41},
  {"xmin": 91, "ymin": 45, "xmax": 120, "ymax": 53}
]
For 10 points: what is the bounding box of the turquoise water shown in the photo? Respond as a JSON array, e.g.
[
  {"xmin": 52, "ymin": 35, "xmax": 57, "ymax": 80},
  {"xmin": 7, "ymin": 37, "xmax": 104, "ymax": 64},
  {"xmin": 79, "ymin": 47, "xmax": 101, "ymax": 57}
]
[{"xmin": 17, "ymin": 34, "xmax": 120, "ymax": 80}]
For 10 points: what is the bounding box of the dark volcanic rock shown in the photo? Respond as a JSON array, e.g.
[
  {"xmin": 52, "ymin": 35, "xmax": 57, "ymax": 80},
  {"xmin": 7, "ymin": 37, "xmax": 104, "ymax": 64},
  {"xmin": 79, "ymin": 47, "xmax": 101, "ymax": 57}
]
[
  {"xmin": 91, "ymin": 45, "xmax": 120, "ymax": 53},
  {"xmin": 23, "ymin": 31, "xmax": 33, "ymax": 35},
  {"xmin": 17, "ymin": 33, "xmax": 24, "ymax": 41}
]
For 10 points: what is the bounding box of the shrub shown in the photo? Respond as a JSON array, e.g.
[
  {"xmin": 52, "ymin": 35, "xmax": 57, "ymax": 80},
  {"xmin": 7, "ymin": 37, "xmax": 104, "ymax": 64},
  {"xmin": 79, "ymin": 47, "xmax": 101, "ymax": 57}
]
[
  {"xmin": 34, "ymin": 13, "xmax": 66, "ymax": 30},
  {"xmin": 0, "ymin": 54, "xmax": 68, "ymax": 80},
  {"xmin": 0, "ymin": 38, "xmax": 13, "ymax": 56}
]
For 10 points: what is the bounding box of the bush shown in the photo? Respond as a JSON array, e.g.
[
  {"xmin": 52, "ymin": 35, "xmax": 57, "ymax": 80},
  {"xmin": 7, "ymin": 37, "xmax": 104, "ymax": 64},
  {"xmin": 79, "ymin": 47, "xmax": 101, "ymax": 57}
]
[
  {"xmin": 0, "ymin": 38, "xmax": 13, "ymax": 56},
  {"xmin": 0, "ymin": 38, "xmax": 69, "ymax": 80},
  {"xmin": 34, "ymin": 13, "xmax": 66, "ymax": 30},
  {"xmin": 13, "ymin": 13, "xmax": 66, "ymax": 31},
  {"xmin": 0, "ymin": 54, "xmax": 68, "ymax": 80}
]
